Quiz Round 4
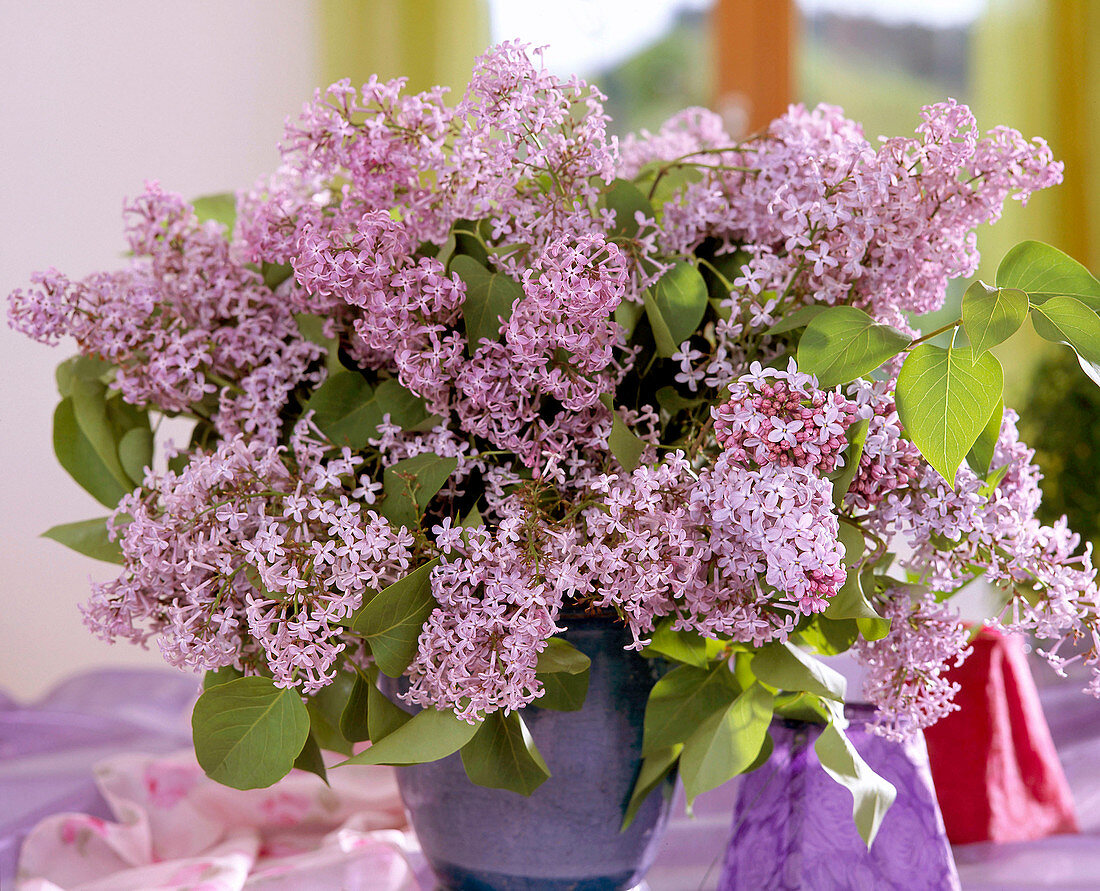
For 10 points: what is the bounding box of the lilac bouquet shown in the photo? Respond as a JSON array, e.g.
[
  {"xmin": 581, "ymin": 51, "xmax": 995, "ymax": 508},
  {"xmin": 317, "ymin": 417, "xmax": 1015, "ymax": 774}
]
[{"xmin": 11, "ymin": 43, "xmax": 1100, "ymax": 845}]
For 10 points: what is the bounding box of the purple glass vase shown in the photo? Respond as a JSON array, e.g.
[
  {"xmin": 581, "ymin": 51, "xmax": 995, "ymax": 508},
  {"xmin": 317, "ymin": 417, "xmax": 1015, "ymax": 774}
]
[
  {"xmin": 719, "ymin": 705, "xmax": 960, "ymax": 890},
  {"xmin": 394, "ymin": 617, "xmax": 674, "ymax": 890}
]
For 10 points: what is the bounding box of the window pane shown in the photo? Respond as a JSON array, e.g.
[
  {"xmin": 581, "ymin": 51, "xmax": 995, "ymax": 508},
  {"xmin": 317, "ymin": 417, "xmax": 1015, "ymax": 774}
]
[{"xmin": 489, "ymin": 0, "xmax": 715, "ymax": 136}]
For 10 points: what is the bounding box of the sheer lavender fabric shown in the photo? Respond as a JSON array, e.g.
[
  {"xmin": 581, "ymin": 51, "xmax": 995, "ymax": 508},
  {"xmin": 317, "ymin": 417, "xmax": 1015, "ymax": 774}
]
[
  {"xmin": 0, "ymin": 670, "xmax": 196, "ymax": 884},
  {"xmin": 2, "ymin": 665, "xmax": 1099, "ymax": 889}
]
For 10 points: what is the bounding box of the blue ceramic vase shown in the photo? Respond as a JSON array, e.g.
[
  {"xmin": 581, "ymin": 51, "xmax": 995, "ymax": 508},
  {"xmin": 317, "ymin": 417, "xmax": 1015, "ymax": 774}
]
[{"xmin": 395, "ymin": 616, "xmax": 674, "ymax": 890}]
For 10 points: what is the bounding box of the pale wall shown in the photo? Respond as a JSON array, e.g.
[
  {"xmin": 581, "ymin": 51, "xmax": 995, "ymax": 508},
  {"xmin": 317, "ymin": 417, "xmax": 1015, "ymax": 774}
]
[{"xmin": 0, "ymin": 1, "xmax": 319, "ymax": 699}]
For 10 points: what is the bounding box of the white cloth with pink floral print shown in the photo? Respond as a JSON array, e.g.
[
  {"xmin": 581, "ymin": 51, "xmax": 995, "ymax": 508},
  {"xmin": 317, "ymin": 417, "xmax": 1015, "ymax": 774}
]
[{"xmin": 15, "ymin": 750, "xmax": 418, "ymax": 890}]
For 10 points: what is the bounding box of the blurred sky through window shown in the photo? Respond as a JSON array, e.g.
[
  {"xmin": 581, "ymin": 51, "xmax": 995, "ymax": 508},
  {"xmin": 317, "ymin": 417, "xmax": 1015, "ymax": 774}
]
[
  {"xmin": 489, "ymin": 0, "xmax": 989, "ymax": 80},
  {"xmin": 488, "ymin": 0, "xmax": 712, "ymax": 76}
]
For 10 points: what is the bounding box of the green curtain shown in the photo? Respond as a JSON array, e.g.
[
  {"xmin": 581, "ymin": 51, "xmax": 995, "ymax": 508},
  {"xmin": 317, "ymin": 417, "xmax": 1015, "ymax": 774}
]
[{"xmin": 317, "ymin": 0, "xmax": 491, "ymax": 96}]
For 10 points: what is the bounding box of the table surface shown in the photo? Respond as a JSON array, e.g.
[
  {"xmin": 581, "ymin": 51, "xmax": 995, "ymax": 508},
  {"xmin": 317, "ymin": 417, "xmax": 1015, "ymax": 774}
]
[{"xmin": 2, "ymin": 664, "xmax": 1098, "ymax": 890}]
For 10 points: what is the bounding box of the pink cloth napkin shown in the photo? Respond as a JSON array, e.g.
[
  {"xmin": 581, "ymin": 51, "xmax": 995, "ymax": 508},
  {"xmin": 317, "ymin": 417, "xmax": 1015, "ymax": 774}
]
[
  {"xmin": 923, "ymin": 628, "xmax": 1079, "ymax": 845},
  {"xmin": 15, "ymin": 750, "xmax": 418, "ymax": 890}
]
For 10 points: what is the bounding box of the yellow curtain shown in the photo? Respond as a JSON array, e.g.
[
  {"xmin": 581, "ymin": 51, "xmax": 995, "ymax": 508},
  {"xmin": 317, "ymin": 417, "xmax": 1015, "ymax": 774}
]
[
  {"xmin": 972, "ymin": 0, "xmax": 1098, "ymax": 271},
  {"xmin": 972, "ymin": 0, "xmax": 1100, "ymax": 398},
  {"xmin": 317, "ymin": 0, "xmax": 491, "ymax": 96}
]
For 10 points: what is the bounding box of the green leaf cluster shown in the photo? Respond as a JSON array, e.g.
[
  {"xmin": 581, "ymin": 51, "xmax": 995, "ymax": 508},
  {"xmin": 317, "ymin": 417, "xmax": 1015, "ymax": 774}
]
[
  {"xmin": 775, "ymin": 243, "xmax": 1100, "ymax": 488},
  {"xmin": 894, "ymin": 242, "xmax": 1100, "ymax": 487},
  {"xmin": 638, "ymin": 662, "xmax": 773, "ymax": 809}
]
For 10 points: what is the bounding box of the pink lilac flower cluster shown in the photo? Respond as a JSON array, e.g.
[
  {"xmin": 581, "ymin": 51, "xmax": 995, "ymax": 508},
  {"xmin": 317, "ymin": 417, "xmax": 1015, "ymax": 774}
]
[
  {"xmin": 453, "ymin": 235, "xmax": 629, "ymax": 464},
  {"xmin": 8, "ymin": 186, "xmax": 320, "ymax": 446},
  {"xmin": 841, "ymin": 401, "xmax": 1100, "ymax": 733},
  {"xmin": 411, "ymin": 443, "xmax": 847, "ymax": 718},
  {"xmin": 238, "ymin": 41, "xmax": 615, "ymax": 274},
  {"xmin": 689, "ymin": 457, "xmax": 847, "ymax": 625},
  {"xmin": 622, "ymin": 100, "xmax": 1062, "ymax": 385},
  {"xmin": 712, "ymin": 360, "xmax": 858, "ymax": 472},
  {"xmin": 245, "ymin": 47, "xmax": 632, "ymax": 466},
  {"xmin": 899, "ymin": 413, "xmax": 1100, "ymax": 682},
  {"xmin": 404, "ymin": 510, "xmax": 566, "ymax": 721},
  {"xmin": 853, "ymin": 588, "xmax": 973, "ymax": 741},
  {"xmin": 582, "ymin": 455, "xmax": 701, "ymax": 645},
  {"xmin": 294, "ymin": 208, "xmax": 467, "ymax": 412},
  {"xmin": 583, "ymin": 412, "xmax": 848, "ymax": 648},
  {"xmin": 86, "ymin": 423, "xmax": 413, "ymax": 694}
]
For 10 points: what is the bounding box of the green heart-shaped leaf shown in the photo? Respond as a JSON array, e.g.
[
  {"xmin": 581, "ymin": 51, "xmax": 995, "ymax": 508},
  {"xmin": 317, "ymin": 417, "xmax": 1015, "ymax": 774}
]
[
  {"xmin": 621, "ymin": 744, "xmax": 681, "ymax": 831},
  {"xmin": 535, "ymin": 668, "xmax": 590, "ymax": 711},
  {"xmin": 996, "ymin": 240, "xmax": 1100, "ymax": 309},
  {"xmin": 965, "ymin": 398, "xmax": 1004, "ymax": 477},
  {"xmin": 306, "ymin": 373, "xmax": 430, "ymax": 450},
  {"xmin": 53, "ymin": 398, "xmax": 132, "ymax": 508},
  {"xmin": 192, "ymin": 676, "xmax": 310, "ymax": 790},
  {"xmin": 340, "ymin": 706, "xmax": 479, "ymax": 766},
  {"xmin": 293, "ymin": 732, "xmax": 328, "ymax": 783},
  {"xmin": 642, "ymin": 663, "xmax": 738, "ymax": 755},
  {"xmin": 118, "ymin": 427, "xmax": 153, "ymax": 486},
  {"xmin": 379, "ymin": 453, "xmax": 459, "ymax": 530},
  {"xmin": 895, "ymin": 343, "xmax": 1004, "ymax": 487},
  {"xmin": 42, "ymin": 517, "xmax": 123, "ymax": 564},
  {"xmin": 603, "ymin": 178, "xmax": 654, "ymax": 239},
  {"xmin": 680, "ymin": 684, "xmax": 774, "ymax": 806},
  {"xmin": 460, "ymin": 710, "xmax": 551, "ymax": 796},
  {"xmin": 339, "ymin": 670, "xmax": 372, "ymax": 742},
  {"xmin": 191, "ymin": 192, "xmax": 237, "ymax": 234},
  {"xmin": 815, "ymin": 722, "xmax": 897, "ymax": 848},
  {"xmin": 766, "ymin": 304, "xmax": 828, "ymax": 335},
  {"xmin": 367, "ymin": 673, "xmax": 412, "ymax": 741},
  {"xmin": 343, "ymin": 559, "xmax": 441, "ymax": 677},
  {"xmin": 536, "ymin": 638, "xmax": 591, "ymax": 674},
  {"xmin": 961, "ymin": 281, "xmax": 1028, "ymax": 358},
  {"xmin": 609, "ymin": 413, "xmax": 646, "ymax": 472},
  {"xmin": 1030, "ymin": 296, "xmax": 1100, "ymax": 364},
  {"xmin": 751, "ymin": 641, "xmax": 847, "ymax": 701},
  {"xmin": 796, "ymin": 307, "xmax": 911, "ymax": 387},
  {"xmin": 644, "ymin": 262, "xmax": 708, "ymax": 357},
  {"xmin": 452, "ymin": 254, "xmax": 523, "ymax": 353},
  {"xmin": 830, "ymin": 419, "xmax": 869, "ymax": 507}
]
